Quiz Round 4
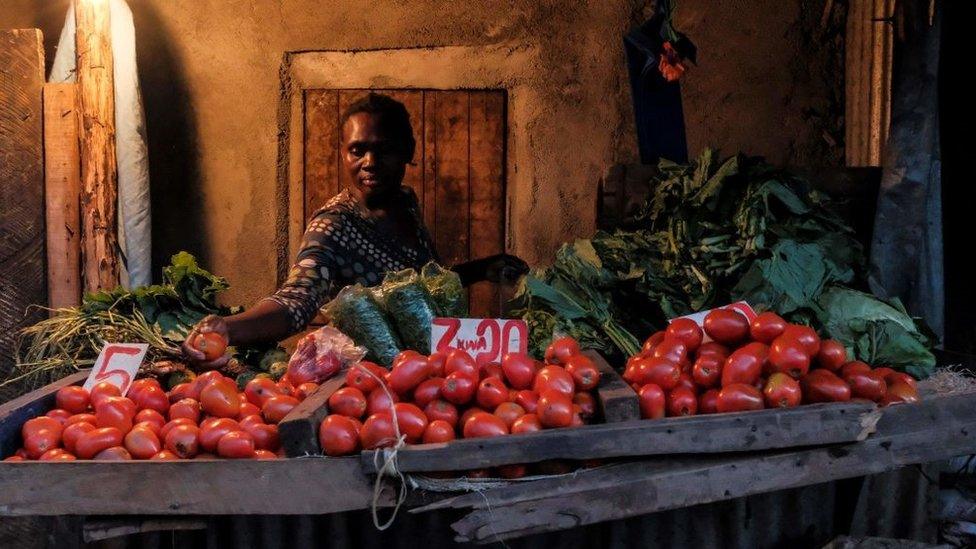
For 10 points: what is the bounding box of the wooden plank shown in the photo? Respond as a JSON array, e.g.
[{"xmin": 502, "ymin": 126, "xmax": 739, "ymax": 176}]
[
  {"xmin": 589, "ymin": 351, "xmax": 639, "ymax": 422},
  {"xmin": 427, "ymin": 391, "xmax": 976, "ymax": 543},
  {"xmin": 278, "ymin": 374, "xmax": 346, "ymax": 457},
  {"xmin": 467, "ymin": 91, "xmax": 505, "ymax": 317},
  {"xmin": 0, "ymin": 29, "xmax": 46, "ymax": 400},
  {"xmin": 43, "ymin": 83, "xmax": 82, "ymax": 310},
  {"xmin": 303, "ymin": 89, "xmax": 339, "ymax": 223},
  {"xmin": 76, "ymin": 0, "xmax": 121, "ymax": 291},
  {"xmin": 0, "ymin": 457, "xmax": 381, "ymax": 516},
  {"xmin": 83, "ymin": 518, "xmax": 206, "ymax": 542},
  {"xmin": 422, "ymin": 92, "xmax": 437, "ymax": 232},
  {"xmin": 362, "ymin": 399, "xmax": 878, "ymax": 474},
  {"xmin": 431, "ymin": 91, "xmax": 470, "ymax": 268},
  {"xmin": 0, "ymin": 371, "xmax": 88, "ymax": 459}
]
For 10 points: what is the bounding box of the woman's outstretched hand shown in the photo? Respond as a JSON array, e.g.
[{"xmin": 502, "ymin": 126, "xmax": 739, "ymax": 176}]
[{"xmin": 182, "ymin": 314, "xmax": 231, "ymax": 370}]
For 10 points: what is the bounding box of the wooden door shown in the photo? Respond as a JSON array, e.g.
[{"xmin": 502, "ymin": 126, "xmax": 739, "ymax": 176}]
[{"xmin": 303, "ymin": 89, "xmax": 506, "ymax": 317}]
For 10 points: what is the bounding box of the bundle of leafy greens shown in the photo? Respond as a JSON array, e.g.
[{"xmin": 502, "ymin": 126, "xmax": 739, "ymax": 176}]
[
  {"xmin": 324, "ymin": 284, "xmax": 404, "ymax": 366},
  {"xmin": 514, "ymin": 149, "xmax": 936, "ymax": 376},
  {"xmin": 377, "ymin": 269, "xmax": 437, "ymax": 354}
]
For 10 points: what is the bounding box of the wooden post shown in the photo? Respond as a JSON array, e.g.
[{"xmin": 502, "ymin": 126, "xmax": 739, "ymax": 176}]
[
  {"xmin": 44, "ymin": 84, "xmax": 83, "ymax": 309},
  {"xmin": 75, "ymin": 0, "xmax": 120, "ymax": 291},
  {"xmin": 845, "ymin": 0, "xmax": 894, "ymax": 167}
]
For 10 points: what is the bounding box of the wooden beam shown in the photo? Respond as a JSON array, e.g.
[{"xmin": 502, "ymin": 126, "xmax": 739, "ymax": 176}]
[
  {"xmin": 590, "ymin": 350, "xmax": 639, "ymax": 423},
  {"xmin": 845, "ymin": 0, "xmax": 894, "ymax": 167},
  {"xmin": 75, "ymin": 0, "xmax": 121, "ymax": 291},
  {"xmin": 0, "ymin": 29, "xmax": 47, "ymax": 400},
  {"xmin": 44, "ymin": 83, "xmax": 83, "ymax": 309}
]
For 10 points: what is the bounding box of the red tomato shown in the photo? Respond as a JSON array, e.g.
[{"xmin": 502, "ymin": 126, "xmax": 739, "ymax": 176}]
[
  {"xmin": 75, "ymin": 427, "xmax": 124, "ymax": 459},
  {"xmin": 3, "ymin": 456, "xmax": 25, "ymax": 462},
  {"xmin": 134, "ymin": 409, "xmax": 166, "ymax": 433},
  {"xmin": 564, "ymin": 355, "xmax": 600, "ymax": 391},
  {"xmin": 254, "ymin": 450, "xmax": 278, "ymax": 460},
  {"xmin": 329, "ymin": 387, "xmax": 368, "ymax": 418},
  {"xmin": 23, "ymin": 416, "xmax": 64, "ymax": 440},
  {"xmin": 640, "ymin": 331, "xmax": 666, "ymax": 357},
  {"xmin": 95, "ymin": 396, "xmax": 136, "ymax": 433},
  {"xmin": 816, "ymin": 340, "xmax": 848, "ymax": 372},
  {"xmin": 871, "ymin": 367, "xmax": 896, "ymax": 380},
  {"xmin": 460, "ymin": 407, "xmax": 487, "ymax": 430},
  {"xmin": 497, "ymin": 464, "xmax": 528, "ymax": 479},
  {"xmin": 545, "ymin": 337, "xmax": 580, "ymax": 365},
  {"xmin": 666, "ymin": 387, "xmax": 698, "ymax": 417},
  {"xmin": 573, "ymin": 392, "xmax": 596, "ymax": 419},
  {"xmin": 393, "ymin": 402, "xmax": 428, "ymax": 443},
  {"xmin": 149, "ymin": 450, "xmax": 179, "ymax": 460},
  {"xmin": 462, "ymin": 412, "xmax": 509, "ymax": 438},
  {"xmin": 412, "ymin": 378, "xmax": 444, "ymax": 409},
  {"xmin": 127, "ymin": 378, "xmax": 161, "ymax": 398},
  {"xmin": 63, "ymin": 422, "xmax": 96, "ymax": 455},
  {"xmin": 652, "ymin": 338, "xmax": 689, "ymax": 365},
  {"xmin": 885, "ymin": 371, "xmax": 918, "ymax": 391},
  {"xmin": 501, "ymin": 353, "xmax": 537, "ymax": 389},
  {"xmin": 536, "ymin": 391, "xmax": 574, "ymax": 428},
  {"xmin": 295, "ymin": 382, "xmax": 319, "ymax": 401},
  {"xmin": 217, "ymin": 431, "xmax": 255, "ymax": 459},
  {"xmin": 666, "ymin": 318, "xmax": 703, "ymax": 351},
  {"xmin": 477, "ymin": 377, "xmax": 509, "ymax": 410},
  {"xmin": 514, "ymin": 390, "xmax": 539, "ymax": 414},
  {"xmin": 389, "ymin": 352, "xmax": 431, "ymax": 395},
  {"xmin": 444, "ymin": 348, "xmax": 479, "ymax": 378},
  {"xmin": 480, "ymin": 362, "xmax": 504, "ymax": 381},
  {"xmin": 244, "ymin": 377, "xmax": 282, "ymax": 408},
  {"xmin": 190, "ymin": 371, "xmax": 226, "ymax": 396},
  {"xmin": 881, "ymin": 380, "xmax": 919, "ymax": 405},
  {"xmin": 845, "ymin": 372, "xmax": 887, "ymax": 402},
  {"xmin": 698, "ymin": 389, "xmax": 720, "ymax": 414},
  {"xmin": 365, "ymin": 386, "xmax": 400, "ymax": 415},
  {"xmin": 242, "ymin": 422, "xmax": 280, "ymax": 452},
  {"xmin": 199, "ymin": 417, "xmax": 241, "ymax": 453},
  {"xmin": 344, "ymin": 362, "xmax": 385, "ymax": 393},
  {"xmin": 801, "ymin": 370, "xmax": 852, "ymax": 403},
  {"xmin": 511, "ymin": 413, "xmax": 543, "ymax": 434},
  {"xmin": 24, "ymin": 429, "xmax": 61, "ymax": 459},
  {"xmin": 749, "ymin": 312, "xmax": 787, "ymax": 344},
  {"xmin": 124, "ymin": 426, "xmax": 162, "ymax": 459},
  {"xmin": 631, "ymin": 357, "xmax": 681, "ymax": 390},
  {"xmin": 200, "ymin": 379, "xmax": 241, "ymax": 419},
  {"xmin": 65, "ymin": 413, "xmax": 97, "ymax": 426},
  {"xmin": 262, "ymin": 395, "xmax": 300, "ymax": 424},
  {"xmin": 533, "ymin": 366, "xmax": 575, "ymax": 399},
  {"xmin": 675, "ymin": 373, "xmax": 697, "ymax": 394},
  {"xmin": 169, "ymin": 398, "xmax": 201, "ymax": 423},
  {"xmin": 716, "ymin": 383, "xmax": 764, "ymax": 412},
  {"xmin": 424, "ymin": 399, "xmax": 459, "ymax": 428},
  {"xmin": 768, "ymin": 336, "xmax": 811, "ymax": 378},
  {"xmin": 238, "ymin": 401, "xmax": 261, "ymax": 420},
  {"xmin": 168, "ymin": 383, "xmax": 195, "ymax": 403},
  {"xmin": 132, "ymin": 421, "xmax": 161, "ymax": 438},
  {"xmin": 422, "ymin": 420, "xmax": 456, "ymax": 444},
  {"xmin": 721, "ymin": 343, "xmax": 767, "ymax": 387},
  {"xmin": 359, "ymin": 412, "xmax": 397, "ymax": 450},
  {"xmin": 441, "ymin": 371, "xmax": 478, "ymax": 405},
  {"xmin": 45, "ymin": 409, "xmax": 71, "ymax": 427},
  {"xmin": 697, "ymin": 341, "xmax": 731, "ymax": 359},
  {"xmin": 318, "ymin": 414, "xmax": 362, "ymax": 456},
  {"xmin": 426, "ymin": 353, "xmax": 447, "ymax": 378},
  {"xmin": 494, "ymin": 402, "xmax": 526, "ymax": 428},
  {"xmin": 187, "ymin": 332, "xmax": 227, "ymax": 361},
  {"xmin": 637, "ymin": 384, "xmax": 665, "ymax": 419},
  {"xmin": 703, "ymin": 309, "xmax": 750, "ymax": 345},
  {"xmin": 783, "ymin": 325, "xmax": 821, "ymax": 357},
  {"xmin": 164, "ymin": 424, "xmax": 200, "ymax": 458},
  {"xmin": 692, "ymin": 355, "xmax": 723, "ymax": 388},
  {"xmin": 90, "ymin": 382, "xmax": 122, "ymax": 409},
  {"xmin": 763, "ymin": 373, "xmax": 802, "ymax": 408},
  {"xmin": 56, "ymin": 386, "xmax": 91, "ymax": 414},
  {"xmin": 39, "ymin": 448, "xmax": 75, "ymax": 461},
  {"xmin": 160, "ymin": 418, "xmax": 196, "ymax": 441},
  {"xmin": 94, "ymin": 446, "xmax": 132, "ymax": 460},
  {"xmin": 841, "ymin": 361, "xmax": 872, "ymax": 378}
]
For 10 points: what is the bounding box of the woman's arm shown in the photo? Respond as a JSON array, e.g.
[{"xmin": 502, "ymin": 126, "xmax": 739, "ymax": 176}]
[
  {"xmin": 452, "ymin": 253, "xmax": 529, "ymax": 286},
  {"xmin": 181, "ymin": 301, "xmax": 292, "ymax": 370}
]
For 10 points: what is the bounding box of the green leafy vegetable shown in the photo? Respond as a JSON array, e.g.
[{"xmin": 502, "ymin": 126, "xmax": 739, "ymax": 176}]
[
  {"xmin": 324, "ymin": 284, "xmax": 403, "ymax": 366},
  {"xmin": 421, "ymin": 262, "xmax": 467, "ymax": 317},
  {"xmin": 377, "ymin": 269, "xmax": 437, "ymax": 354}
]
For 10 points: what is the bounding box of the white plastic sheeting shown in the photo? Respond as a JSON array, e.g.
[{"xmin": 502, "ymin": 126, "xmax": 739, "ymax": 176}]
[{"xmin": 49, "ymin": 0, "xmax": 152, "ymax": 288}]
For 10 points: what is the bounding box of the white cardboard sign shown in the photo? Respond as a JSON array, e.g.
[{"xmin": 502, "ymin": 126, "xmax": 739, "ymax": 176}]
[
  {"xmin": 82, "ymin": 343, "xmax": 149, "ymax": 395},
  {"xmin": 431, "ymin": 318, "xmax": 528, "ymax": 366}
]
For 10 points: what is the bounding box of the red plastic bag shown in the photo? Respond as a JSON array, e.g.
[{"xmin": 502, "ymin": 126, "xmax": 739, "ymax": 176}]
[{"xmin": 287, "ymin": 327, "xmax": 366, "ymax": 385}]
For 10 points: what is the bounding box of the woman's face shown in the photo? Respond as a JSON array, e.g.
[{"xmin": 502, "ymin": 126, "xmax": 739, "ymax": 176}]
[{"xmin": 341, "ymin": 112, "xmax": 409, "ymax": 202}]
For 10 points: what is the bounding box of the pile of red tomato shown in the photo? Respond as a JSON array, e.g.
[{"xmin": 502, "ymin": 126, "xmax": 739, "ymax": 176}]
[
  {"xmin": 4, "ymin": 371, "xmax": 318, "ymax": 461},
  {"xmin": 626, "ymin": 309, "xmax": 921, "ymax": 419},
  {"xmin": 318, "ymin": 339, "xmax": 599, "ymax": 462}
]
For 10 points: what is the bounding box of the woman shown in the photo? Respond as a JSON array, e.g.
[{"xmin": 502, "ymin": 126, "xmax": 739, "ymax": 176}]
[{"xmin": 184, "ymin": 93, "xmax": 527, "ymax": 368}]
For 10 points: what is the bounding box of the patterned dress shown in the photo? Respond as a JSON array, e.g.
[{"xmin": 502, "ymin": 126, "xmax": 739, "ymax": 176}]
[{"xmin": 267, "ymin": 187, "xmax": 438, "ymax": 332}]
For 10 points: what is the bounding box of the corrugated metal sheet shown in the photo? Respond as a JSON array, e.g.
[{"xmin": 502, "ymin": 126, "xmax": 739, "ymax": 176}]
[{"xmin": 65, "ymin": 466, "xmax": 938, "ymax": 549}]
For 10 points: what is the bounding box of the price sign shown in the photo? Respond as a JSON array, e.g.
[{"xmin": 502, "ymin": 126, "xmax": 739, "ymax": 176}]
[
  {"xmin": 431, "ymin": 318, "xmax": 528, "ymax": 366},
  {"xmin": 671, "ymin": 301, "xmax": 757, "ymax": 342},
  {"xmin": 83, "ymin": 343, "xmax": 149, "ymax": 395}
]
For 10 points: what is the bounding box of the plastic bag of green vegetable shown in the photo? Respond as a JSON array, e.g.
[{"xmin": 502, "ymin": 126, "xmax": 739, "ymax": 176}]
[
  {"xmin": 421, "ymin": 262, "xmax": 467, "ymax": 317},
  {"xmin": 323, "ymin": 284, "xmax": 403, "ymax": 366},
  {"xmin": 376, "ymin": 268, "xmax": 437, "ymax": 354}
]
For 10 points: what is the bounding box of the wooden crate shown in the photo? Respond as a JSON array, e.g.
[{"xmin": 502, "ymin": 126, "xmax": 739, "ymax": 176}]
[
  {"xmin": 0, "ymin": 371, "xmax": 383, "ymax": 516},
  {"xmin": 278, "ymin": 350, "xmax": 640, "ymax": 459}
]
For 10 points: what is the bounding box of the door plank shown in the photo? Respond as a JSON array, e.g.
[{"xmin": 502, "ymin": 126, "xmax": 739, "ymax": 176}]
[{"xmin": 431, "ymin": 92, "xmax": 471, "ymax": 269}]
